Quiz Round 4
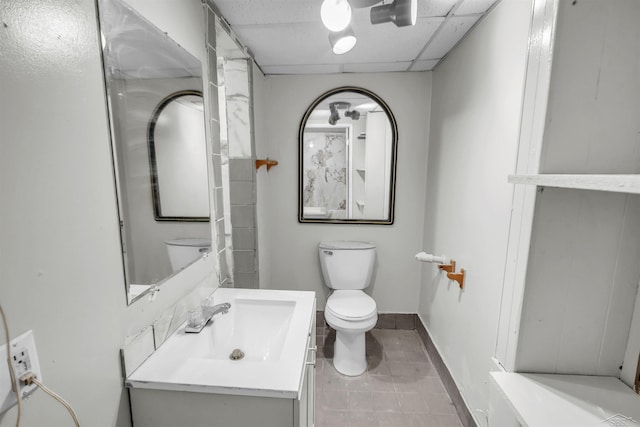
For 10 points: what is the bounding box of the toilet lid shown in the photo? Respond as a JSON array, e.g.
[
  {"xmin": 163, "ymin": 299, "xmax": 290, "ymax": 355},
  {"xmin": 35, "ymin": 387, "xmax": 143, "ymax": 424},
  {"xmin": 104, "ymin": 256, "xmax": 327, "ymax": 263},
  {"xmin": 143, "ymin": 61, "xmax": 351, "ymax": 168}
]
[{"xmin": 326, "ymin": 290, "xmax": 377, "ymax": 320}]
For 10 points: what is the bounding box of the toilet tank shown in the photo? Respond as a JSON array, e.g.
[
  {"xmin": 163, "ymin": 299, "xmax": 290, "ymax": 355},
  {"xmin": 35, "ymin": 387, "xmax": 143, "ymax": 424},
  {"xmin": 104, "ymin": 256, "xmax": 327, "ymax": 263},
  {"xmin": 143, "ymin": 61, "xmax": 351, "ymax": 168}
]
[
  {"xmin": 165, "ymin": 238, "xmax": 211, "ymax": 272},
  {"xmin": 318, "ymin": 241, "xmax": 376, "ymax": 290}
]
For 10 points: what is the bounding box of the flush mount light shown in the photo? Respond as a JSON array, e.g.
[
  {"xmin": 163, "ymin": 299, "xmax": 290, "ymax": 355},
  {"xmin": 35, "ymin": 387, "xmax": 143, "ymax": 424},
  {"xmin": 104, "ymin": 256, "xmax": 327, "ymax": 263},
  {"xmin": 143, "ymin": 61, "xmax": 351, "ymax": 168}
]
[
  {"xmin": 329, "ymin": 26, "xmax": 357, "ymax": 55},
  {"xmin": 345, "ymin": 109, "xmax": 360, "ymax": 120},
  {"xmin": 370, "ymin": 0, "xmax": 417, "ymax": 27},
  {"xmin": 321, "ymin": 0, "xmax": 352, "ymax": 32}
]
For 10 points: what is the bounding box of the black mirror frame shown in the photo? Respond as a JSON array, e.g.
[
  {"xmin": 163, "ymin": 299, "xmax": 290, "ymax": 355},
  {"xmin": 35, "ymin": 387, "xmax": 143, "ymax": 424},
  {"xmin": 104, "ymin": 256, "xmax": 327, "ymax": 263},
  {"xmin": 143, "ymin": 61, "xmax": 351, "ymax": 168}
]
[
  {"xmin": 147, "ymin": 90, "xmax": 209, "ymax": 222},
  {"xmin": 298, "ymin": 86, "xmax": 398, "ymax": 225}
]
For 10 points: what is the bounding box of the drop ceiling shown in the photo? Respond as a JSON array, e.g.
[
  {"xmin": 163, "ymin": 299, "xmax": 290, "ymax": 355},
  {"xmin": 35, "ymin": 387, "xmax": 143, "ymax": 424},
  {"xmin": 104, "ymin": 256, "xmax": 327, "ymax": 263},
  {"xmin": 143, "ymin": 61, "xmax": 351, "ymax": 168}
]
[{"xmin": 209, "ymin": 0, "xmax": 500, "ymax": 75}]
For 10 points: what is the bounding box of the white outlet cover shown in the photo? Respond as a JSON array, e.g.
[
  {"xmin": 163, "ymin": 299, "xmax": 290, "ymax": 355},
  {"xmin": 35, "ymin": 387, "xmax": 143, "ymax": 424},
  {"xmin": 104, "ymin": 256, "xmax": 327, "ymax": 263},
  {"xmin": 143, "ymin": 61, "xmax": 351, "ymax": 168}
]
[{"xmin": 0, "ymin": 329, "xmax": 42, "ymax": 414}]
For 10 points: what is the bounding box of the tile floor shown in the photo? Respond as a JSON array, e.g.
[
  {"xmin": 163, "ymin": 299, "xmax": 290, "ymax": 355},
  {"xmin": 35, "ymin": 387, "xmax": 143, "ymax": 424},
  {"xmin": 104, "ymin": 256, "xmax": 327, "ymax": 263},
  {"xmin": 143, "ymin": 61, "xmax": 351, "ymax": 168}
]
[{"xmin": 315, "ymin": 326, "xmax": 463, "ymax": 427}]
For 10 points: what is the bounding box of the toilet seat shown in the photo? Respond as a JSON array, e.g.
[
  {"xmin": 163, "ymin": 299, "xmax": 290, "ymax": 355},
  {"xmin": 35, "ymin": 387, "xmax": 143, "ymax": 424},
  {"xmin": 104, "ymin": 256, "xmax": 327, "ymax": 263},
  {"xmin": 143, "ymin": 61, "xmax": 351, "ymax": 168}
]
[{"xmin": 326, "ymin": 290, "xmax": 377, "ymax": 321}]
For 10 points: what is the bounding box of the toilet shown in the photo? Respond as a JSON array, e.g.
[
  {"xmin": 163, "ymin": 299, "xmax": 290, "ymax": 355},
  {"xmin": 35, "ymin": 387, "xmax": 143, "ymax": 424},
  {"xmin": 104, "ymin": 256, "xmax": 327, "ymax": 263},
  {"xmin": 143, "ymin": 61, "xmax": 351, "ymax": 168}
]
[
  {"xmin": 319, "ymin": 241, "xmax": 378, "ymax": 376},
  {"xmin": 165, "ymin": 238, "xmax": 211, "ymax": 272}
]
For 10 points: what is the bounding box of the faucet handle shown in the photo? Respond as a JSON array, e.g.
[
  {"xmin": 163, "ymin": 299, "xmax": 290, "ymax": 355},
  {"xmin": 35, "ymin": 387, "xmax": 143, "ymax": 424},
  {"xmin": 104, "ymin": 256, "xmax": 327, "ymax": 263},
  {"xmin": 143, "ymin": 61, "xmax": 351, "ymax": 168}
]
[{"xmin": 187, "ymin": 308, "xmax": 204, "ymax": 329}]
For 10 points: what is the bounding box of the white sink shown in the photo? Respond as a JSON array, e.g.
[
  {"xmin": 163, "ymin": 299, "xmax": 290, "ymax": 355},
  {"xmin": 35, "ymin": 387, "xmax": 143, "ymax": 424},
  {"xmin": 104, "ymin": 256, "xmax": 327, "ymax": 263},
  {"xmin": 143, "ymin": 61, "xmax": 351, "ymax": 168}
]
[
  {"xmin": 126, "ymin": 288, "xmax": 316, "ymax": 399},
  {"xmin": 206, "ymin": 298, "xmax": 295, "ymax": 362}
]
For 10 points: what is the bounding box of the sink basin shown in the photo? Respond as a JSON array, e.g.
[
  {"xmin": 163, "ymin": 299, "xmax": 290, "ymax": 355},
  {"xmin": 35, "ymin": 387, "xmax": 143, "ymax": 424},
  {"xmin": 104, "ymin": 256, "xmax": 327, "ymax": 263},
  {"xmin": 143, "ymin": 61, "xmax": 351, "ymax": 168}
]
[
  {"xmin": 206, "ymin": 298, "xmax": 295, "ymax": 362},
  {"xmin": 126, "ymin": 288, "xmax": 316, "ymax": 398}
]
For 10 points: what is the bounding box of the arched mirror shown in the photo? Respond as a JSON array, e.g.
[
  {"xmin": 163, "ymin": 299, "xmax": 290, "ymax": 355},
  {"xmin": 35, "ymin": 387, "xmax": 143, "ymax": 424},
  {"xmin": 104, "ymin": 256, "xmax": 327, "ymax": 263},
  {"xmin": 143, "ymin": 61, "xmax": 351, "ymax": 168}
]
[
  {"xmin": 298, "ymin": 87, "xmax": 398, "ymax": 224},
  {"xmin": 148, "ymin": 90, "xmax": 209, "ymax": 221}
]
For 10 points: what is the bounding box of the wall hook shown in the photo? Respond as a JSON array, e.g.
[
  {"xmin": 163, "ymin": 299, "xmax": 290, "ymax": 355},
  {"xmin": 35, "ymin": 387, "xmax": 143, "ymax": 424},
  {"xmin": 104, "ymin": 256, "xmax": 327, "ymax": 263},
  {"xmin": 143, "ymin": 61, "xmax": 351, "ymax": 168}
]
[
  {"xmin": 447, "ymin": 269, "xmax": 465, "ymax": 289},
  {"xmin": 438, "ymin": 259, "xmax": 456, "ymax": 273},
  {"xmin": 256, "ymin": 159, "xmax": 278, "ymax": 172}
]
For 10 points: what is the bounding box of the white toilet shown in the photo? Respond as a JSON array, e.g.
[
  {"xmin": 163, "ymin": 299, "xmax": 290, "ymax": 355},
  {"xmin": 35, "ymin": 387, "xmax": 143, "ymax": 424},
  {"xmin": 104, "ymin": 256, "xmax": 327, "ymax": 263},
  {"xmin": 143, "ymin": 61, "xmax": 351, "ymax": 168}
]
[
  {"xmin": 165, "ymin": 238, "xmax": 211, "ymax": 272},
  {"xmin": 319, "ymin": 241, "xmax": 378, "ymax": 376}
]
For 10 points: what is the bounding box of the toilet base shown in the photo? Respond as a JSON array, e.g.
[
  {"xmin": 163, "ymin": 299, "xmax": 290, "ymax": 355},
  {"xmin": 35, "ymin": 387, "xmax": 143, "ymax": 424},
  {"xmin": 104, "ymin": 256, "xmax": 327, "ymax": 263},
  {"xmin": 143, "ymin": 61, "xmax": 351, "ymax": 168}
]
[{"xmin": 333, "ymin": 330, "xmax": 367, "ymax": 376}]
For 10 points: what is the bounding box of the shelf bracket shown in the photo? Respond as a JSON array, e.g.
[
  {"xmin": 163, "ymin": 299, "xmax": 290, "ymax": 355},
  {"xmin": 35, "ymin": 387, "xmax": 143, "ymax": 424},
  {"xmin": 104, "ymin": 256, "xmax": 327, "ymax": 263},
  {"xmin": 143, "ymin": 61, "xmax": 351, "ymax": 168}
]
[
  {"xmin": 256, "ymin": 159, "xmax": 278, "ymax": 172},
  {"xmin": 438, "ymin": 260, "xmax": 456, "ymax": 273},
  {"xmin": 447, "ymin": 269, "xmax": 465, "ymax": 289}
]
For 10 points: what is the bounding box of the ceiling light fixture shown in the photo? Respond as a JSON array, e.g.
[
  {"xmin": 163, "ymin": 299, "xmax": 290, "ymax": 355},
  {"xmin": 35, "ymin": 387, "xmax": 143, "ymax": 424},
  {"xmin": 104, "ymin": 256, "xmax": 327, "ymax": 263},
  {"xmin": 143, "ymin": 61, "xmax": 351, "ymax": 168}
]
[
  {"xmin": 370, "ymin": 0, "xmax": 417, "ymax": 27},
  {"xmin": 328, "ymin": 26, "xmax": 357, "ymax": 55},
  {"xmin": 345, "ymin": 109, "xmax": 360, "ymax": 120},
  {"xmin": 328, "ymin": 102, "xmax": 361, "ymax": 124},
  {"xmin": 321, "ymin": 0, "xmax": 352, "ymax": 32},
  {"xmin": 328, "ymin": 103, "xmax": 341, "ymax": 125}
]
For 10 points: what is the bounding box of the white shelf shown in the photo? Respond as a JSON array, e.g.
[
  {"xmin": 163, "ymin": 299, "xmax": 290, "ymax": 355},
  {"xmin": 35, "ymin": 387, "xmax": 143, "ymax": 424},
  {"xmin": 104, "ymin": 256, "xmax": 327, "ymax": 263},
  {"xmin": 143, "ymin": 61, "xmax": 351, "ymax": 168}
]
[
  {"xmin": 491, "ymin": 372, "xmax": 640, "ymax": 427},
  {"xmin": 508, "ymin": 174, "xmax": 640, "ymax": 194}
]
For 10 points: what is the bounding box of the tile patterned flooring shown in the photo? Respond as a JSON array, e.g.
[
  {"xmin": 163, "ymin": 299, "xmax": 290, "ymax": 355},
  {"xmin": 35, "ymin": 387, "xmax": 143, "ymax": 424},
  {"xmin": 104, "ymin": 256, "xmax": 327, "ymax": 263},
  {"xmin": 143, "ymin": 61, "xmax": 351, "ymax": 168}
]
[{"xmin": 315, "ymin": 327, "xmax": 463, "ymax": 427}]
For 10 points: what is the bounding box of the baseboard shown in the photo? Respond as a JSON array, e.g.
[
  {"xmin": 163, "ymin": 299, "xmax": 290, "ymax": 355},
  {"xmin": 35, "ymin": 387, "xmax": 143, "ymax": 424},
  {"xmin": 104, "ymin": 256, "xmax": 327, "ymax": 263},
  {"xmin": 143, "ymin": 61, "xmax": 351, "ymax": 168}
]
[{"xmin": 415, "ymin": 317, "xmax": 478, "ymax": 427}]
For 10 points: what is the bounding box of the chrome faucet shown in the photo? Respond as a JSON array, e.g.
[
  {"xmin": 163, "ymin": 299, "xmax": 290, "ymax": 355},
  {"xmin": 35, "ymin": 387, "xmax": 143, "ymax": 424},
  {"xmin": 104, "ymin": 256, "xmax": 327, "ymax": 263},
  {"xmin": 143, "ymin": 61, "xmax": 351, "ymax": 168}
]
[{"xmin": 185, "ymin": 302, "xmax": 231, "ymax": 333}]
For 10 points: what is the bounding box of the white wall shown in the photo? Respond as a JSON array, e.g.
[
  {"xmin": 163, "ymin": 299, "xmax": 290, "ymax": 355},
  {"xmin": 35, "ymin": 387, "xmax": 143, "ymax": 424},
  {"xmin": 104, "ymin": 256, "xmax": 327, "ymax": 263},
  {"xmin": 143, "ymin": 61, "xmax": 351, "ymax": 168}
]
[
  {"xmin": 418, "ymin": 1, "xmax": 532, "ymax": 425},
  {"xmin": 255, "ymin": 72, "xmax": 431, "ymax": 312},
  {"xmin": 0, "ymin": 0, "xmax": 214, "ymax": 426}
]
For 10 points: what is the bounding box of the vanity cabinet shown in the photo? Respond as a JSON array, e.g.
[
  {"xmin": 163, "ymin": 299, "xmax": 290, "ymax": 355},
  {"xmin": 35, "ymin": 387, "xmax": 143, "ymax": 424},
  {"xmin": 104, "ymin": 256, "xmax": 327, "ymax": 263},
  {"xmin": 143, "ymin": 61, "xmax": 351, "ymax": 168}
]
[
  {"xmin": 491, "ymin": 0, "xmax": 640, "ymax": 424},
  {"xmin": 130, "ymin": 313, "xmax": 316, "ymax": 427},
  {"xmin": 127, "ymin": 290, "xmax": 316, "ymax": 427}
]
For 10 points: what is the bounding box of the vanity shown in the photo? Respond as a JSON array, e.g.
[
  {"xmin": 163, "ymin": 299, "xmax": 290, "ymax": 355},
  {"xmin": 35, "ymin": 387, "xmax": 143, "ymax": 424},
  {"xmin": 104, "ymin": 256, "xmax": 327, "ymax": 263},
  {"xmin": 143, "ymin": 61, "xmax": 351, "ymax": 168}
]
[{"xmin": 126, "ymin": 288, "xmax": 316, "ymax": 427}]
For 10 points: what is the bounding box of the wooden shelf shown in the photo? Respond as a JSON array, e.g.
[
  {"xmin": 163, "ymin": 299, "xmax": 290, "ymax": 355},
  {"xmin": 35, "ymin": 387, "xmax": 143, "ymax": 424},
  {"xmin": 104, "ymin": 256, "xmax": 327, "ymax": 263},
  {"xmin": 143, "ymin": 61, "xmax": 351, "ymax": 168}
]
[
  {"xmin": 508, "ymin": 174, "xmax": 640, "ymax": 194},
  {"xmin": 491, "ymin": 372, "xmax": 640, "ymax": 427}
]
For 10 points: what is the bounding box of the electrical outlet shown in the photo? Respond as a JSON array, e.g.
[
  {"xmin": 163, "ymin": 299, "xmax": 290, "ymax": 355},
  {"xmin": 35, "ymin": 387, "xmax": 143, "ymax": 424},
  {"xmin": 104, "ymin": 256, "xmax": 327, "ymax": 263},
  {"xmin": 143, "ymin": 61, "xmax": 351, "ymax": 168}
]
[{"xmin": 0, "ymin": 330, "xmax": 42, "ymax": 414}]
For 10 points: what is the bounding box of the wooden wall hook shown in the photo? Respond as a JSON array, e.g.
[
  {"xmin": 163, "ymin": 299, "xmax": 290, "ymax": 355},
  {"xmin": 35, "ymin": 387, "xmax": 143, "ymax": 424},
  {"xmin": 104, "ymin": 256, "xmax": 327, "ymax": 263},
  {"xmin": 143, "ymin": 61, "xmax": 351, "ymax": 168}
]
[
  {"xmin": 438, "ymin": 259, "xmax": 456, "ymax": 273},
  {"xmin": 447, "ymin": 268, "xmax": 465, "ymax": 289},
  {"xmin": 256, "ymin": 159, "xmax": 278, "ymax": 171}
]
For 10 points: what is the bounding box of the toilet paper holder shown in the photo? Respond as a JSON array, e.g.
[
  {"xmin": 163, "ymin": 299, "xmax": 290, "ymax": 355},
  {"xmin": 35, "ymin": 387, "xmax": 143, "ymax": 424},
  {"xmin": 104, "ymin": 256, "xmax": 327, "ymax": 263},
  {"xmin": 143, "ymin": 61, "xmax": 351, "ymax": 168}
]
[{"xmin": 415, "ymin": 252, "xmax": 465, "ymax": 289}]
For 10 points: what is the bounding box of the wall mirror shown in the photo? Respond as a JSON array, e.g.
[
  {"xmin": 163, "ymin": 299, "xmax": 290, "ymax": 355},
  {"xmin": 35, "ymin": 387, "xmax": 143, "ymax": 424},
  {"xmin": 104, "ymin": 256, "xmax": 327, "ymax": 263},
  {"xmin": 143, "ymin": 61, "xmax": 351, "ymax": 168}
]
[
  {"xmin": 298, "ymin": 87, "xmax": 398, "ymax": 224},
  {"xmin": 148, "ymin": 90, "xmax": 209, "ymax": 221},
  {"xmin": 97, "ymin": 0, "xmax": 212, "ymax": 304}
]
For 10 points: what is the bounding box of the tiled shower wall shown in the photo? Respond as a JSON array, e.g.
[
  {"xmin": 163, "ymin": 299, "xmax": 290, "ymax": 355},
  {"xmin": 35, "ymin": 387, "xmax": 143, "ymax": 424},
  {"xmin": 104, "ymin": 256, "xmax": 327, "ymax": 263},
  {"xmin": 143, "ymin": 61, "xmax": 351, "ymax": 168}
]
[
  {"xmin": 223, "ymin": 59, "xmax": 259, "ymax": 289},
  {"xmin": 206, "ymin": 6, "xmax": 231, "ymax": 287}
]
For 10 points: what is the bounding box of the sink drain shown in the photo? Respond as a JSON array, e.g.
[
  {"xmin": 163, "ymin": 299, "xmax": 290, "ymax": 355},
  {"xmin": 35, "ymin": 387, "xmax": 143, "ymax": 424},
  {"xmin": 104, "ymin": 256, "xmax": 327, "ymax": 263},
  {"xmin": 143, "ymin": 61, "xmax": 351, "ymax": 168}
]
[{"xmin": 229, "ymin": 348, "xmax": 245, "ymax": 360}]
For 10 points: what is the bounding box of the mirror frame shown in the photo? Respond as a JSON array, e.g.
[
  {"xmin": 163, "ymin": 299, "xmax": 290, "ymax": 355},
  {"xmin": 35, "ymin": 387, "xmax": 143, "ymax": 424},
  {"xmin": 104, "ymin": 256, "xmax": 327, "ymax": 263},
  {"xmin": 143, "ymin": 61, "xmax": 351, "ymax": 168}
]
[
  {"xmin": 298, "ymin": 86, "xmax": 398, "ymax": 225},
  {"xmin": 147, "ymin": 90, "xmax": 209, "ymax": 222}
]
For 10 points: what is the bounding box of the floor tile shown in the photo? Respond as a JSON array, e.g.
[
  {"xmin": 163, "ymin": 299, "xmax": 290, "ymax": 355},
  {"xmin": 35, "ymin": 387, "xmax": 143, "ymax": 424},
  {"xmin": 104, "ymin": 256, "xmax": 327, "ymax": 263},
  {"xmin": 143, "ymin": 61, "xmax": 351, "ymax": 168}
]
[
  {"xmin": 350, "ymin": 411, "xmax": 381, "ymax": 427},
  {"xmin": 348, "ymin": 391, "xmax": 375, "ymax": 412},
  {"xmin": 372, "ymin": 391, "xmax": 402, "ymax": 413},
  {"xmin": 317, "ymin": 410, "xmax": 350, "ymax": 427},
  {"xmin": 398, "ymin": 392, "xmax": 429, "ymax": 413},
  {"xmin": 315, "ymin": 328, "xmax": 462, "ymax": 427}
]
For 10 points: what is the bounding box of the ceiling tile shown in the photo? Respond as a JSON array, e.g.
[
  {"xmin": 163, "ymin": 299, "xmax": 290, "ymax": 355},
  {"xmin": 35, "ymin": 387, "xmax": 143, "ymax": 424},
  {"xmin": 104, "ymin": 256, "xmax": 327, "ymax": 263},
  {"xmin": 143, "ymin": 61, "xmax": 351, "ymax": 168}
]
[
  {"xmin": 410, "ymin": 59, "xmax": 441, "ymax": 71},
  {"xmin": 233, "ymin": 22, "xmax": 345, "ymax": 66},
  {"xmin": 260, "ymin": 64, "xmax": 342, "ymax": 75},
  {"xmin": 235, "ymin": 16, "xmax": 443, "ymax": 67},
  {"xmin": 455, "ymin": 0, "xmax": 498, "ymax": 16},
  {"xmin": 418, "ymin": 16, "xmax": 479, "ymax": 60},
  {"xmin": 417, "ymin": 0, "xmax": 459, "ymax": 17},
  {"xmin": 208, "ymin": 0, "xmax": 497, "ymax": 75},
  {"xmin": 212, "ymin": 0, "xmax": 318, "ymax": 25},
  {"xmin": 343, "ymin": 61, "xmax": 412, "ymax": 73}
]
